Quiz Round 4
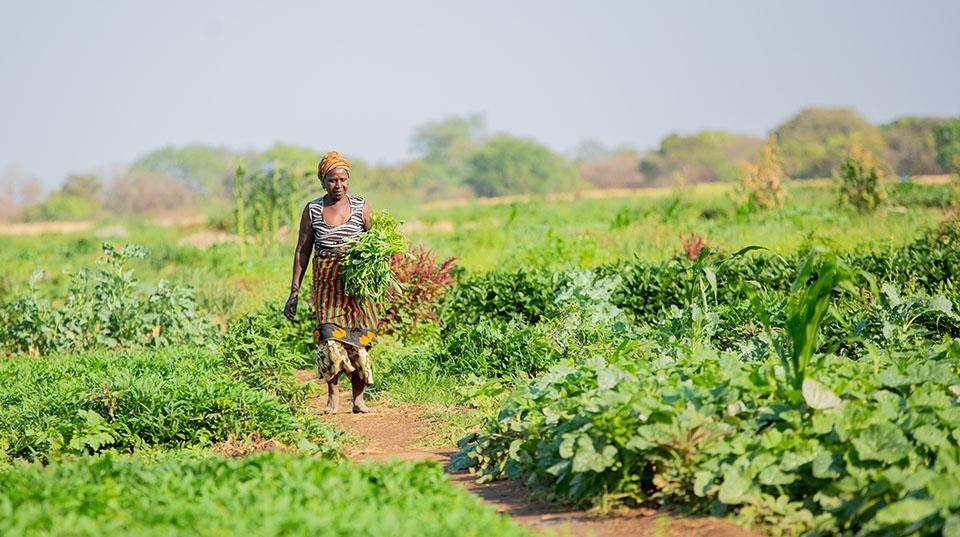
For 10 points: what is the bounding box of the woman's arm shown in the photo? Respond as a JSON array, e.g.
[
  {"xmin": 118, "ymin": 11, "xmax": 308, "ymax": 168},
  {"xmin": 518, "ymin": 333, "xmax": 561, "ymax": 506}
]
[
  {"xmin": 362, "ymin": 200, "xmax": 372, "ymax": 231},
  {"xmin": 284, "ymin": 204, "xmax": 314, "ymax": 320}
]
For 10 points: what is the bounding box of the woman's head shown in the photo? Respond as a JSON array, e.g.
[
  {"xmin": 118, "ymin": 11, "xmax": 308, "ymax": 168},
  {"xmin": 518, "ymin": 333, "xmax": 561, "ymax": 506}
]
[{"xmin": 318, "ymin": 151, "xmax": 351, "ymax": 200}]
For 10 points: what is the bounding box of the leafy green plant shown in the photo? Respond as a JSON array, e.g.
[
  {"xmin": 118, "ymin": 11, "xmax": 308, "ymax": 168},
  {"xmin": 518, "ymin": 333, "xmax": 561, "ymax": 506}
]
[
  {"xmin": 0, "ymin": 452, "xmax": 532, "ymax": 537},
  {"xmin": 0, "ymin": 347, "xmax": 334, "ymax": 461},
  {"xmin": 836, "ymin": 144, "xmax": 888, "ymax": 213},
  {"xmin": 339, "ymin": 212, "xmax": 408, "ymax": 299},
  {"xmin": 439, "ymin": 268, "xmax": 561, "ymax": 328},
  {"xmin": 218, "ymin": 305, "xmax": 316, "ymax": 405},
  {"xmin": 234, "ymin": 162, "xmax": 311, "ymax": 245},
  {"xmin": 435, "ymin": 319, "xmax": 556, "ymax": 378},
  {"xmin": 753, "ymin": 251, "xmax": 852, "ymax": 394},
  {"xmin": 455, "ymin": 329, "xmax": 960, "ymax": 535},
  {"xmin": 0, "ymin": 243, "xmax": 215, "ymax": 356}
]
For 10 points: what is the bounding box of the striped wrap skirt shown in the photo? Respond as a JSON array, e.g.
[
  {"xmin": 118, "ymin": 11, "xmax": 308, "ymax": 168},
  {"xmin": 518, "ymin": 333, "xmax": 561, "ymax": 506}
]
[{"xmin": 311, "ymin": 248, "xmax": 379, "ymax": 349}]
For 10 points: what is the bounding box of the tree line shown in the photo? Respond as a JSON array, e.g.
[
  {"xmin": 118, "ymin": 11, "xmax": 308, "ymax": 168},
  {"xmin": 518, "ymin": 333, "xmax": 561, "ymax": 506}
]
[{"xmin": 3, "ymin": 107, "xmax": 958, "ymax": 222}]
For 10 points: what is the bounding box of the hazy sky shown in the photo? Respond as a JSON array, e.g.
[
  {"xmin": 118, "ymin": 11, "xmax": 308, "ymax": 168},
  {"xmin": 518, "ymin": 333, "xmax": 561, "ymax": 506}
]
[{"xmin": 2, "ymin": 0, "xmax": 958, "ymax": 188}]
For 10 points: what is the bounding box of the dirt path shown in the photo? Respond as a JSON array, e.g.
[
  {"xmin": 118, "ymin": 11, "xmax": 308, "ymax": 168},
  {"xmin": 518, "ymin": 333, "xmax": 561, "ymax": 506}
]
[{"xmin": 295, "ymin": 370, "xmax": 763, "ymax": 537}]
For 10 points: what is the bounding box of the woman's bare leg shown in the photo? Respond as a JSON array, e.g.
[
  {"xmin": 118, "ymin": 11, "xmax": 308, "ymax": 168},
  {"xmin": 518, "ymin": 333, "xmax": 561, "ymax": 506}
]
[
  {"xmin": 325, "ymin": 374, "xmax": 339, "ymax": 414},
  {"xmin": 351, "ymin": 371, "xmax": 370, "ymax": 413}
]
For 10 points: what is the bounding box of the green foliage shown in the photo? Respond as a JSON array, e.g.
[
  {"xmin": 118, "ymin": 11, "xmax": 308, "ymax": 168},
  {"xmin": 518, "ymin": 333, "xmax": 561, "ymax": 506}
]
[
  {"xmin": 836, "ymin": 145, "xmax": 888, "ymax": 213},
  {"xmin": 0, "ymin": 243, "xmax": 215, "ymax": 355},
  {"xmin": 411, "ymin": 114, "xmax": 486, "ymax": 194},
  {"xmin": 22, "ymin": 174, "xmax": 104, "ymax": 222},
  {"xmin": 881, "ymin": 116, "xmax": 949, "ymax": 176},
  {"xmin": 639, "ymin": 130, "xmax": 763, "ymax": 185},
  {"xmin": 775, "ymin": 107, "xmax": 886, "ymax": 179},
  {"xmin": 435, "ymin": 319, "xmax": 556, "ymax": 378},
  {"xmin": 440, "ymin": 268, "xmax": 561, "ymax": 328},
  {"xmin": 0, "ymin": 347, "xmax": 334, "ymax": 461},
  {"xmin": 131, "ymin": 143, "xmax": 240, "ymax": 197},
  {"xmin": 465, "ymin": 136, "xmax": 585, "ymax": 197},
  {"xmin": 258, "ymin": 142, "xmax": 323, "ymax": 171},
  {"xmin": 218, "ymin": 305, "xmax": 317, "ymax": 405},
  {"xmin": 935, "ymin": 117, "xmax": 960, "ymax": 173},
  {"xmin": 887, "ymin": 179, "xmax": 954, "ymax": 208},
  {"xmin": 22, "ymin": 191, "xmax": 100, "ymax": 221},
  {"xmin": 758, "ymin": 252, "xmax": 852, "ymax": 393},
  {"xmin": 339, "ymin": 212, "xmax": 407, "ymax": 299},
  {"xmin": 234, "ymin": 163, "xmax": 312, "ymax": 244},
  {"xmin": 455, "ymin": 322, "xmax": 960, "ymax": 535},
  {"xmin": 0, "ymin": 452, "xmax": 531, "ymax": 536}
]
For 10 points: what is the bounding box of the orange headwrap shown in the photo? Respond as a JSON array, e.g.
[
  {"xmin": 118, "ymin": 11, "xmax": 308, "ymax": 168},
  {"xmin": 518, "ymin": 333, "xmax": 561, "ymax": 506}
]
[{"xmin": 317, "ymin": 151, "xmax": 351, "ymax": 181}]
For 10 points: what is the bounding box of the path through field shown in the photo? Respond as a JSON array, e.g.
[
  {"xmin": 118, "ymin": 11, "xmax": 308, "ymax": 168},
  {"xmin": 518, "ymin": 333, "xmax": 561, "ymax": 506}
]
[{"xmin": 296, "ymin": 370, "xmax": 762, "ymax": 537}]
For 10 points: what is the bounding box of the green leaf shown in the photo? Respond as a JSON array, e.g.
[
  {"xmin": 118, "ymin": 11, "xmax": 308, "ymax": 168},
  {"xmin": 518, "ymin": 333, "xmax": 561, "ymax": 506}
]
[
  {"xmin": 927, "ymin": 295, "xmax": 959, "ymax": 319},
  {"xmin": 811, "ymin": 450, "xmax": 841, "ymax": 479},
  {"xmin": 912, "ymin": 425, "xmax": 950, "ymax": 450},
  {"xmin": 851, "ymin": 423, "xmax": 913, "ymax": 463},
  {"xmin": 802, "ymin": 378, "xmax": 843, "ymax": 410},
  {"xmin": 944, "ymin": 515, "xmax": 960, "ymax": 537},
  {"xmin": 873, "ymin": 498, "xmax": 938, "ymax": 526},
  {"xmin": 571, "ymin": 436, "xmax": 617, "ymax": 473},
  {"xmin": 718, "ymin": 468, "xmax": 752, "ymax": 505},
  {"xmin": 693, "ymin": 471, "xmax": 714, "ymax": 497}
]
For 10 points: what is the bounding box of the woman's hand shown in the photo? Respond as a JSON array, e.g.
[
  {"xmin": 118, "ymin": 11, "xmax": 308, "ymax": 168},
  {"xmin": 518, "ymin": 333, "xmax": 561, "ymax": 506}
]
[{"xmin": 283, "ymin": 292, "xmax": 299, "ymax": 321}]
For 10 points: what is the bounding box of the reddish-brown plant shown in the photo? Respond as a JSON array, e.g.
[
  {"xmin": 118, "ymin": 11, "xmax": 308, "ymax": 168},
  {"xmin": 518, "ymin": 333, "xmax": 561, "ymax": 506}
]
[
  {"xmin": 680, "ymin": 232, "xmax": 707, "ymax": 260},
  {"xmin": 379, "ymin": 245, "xmax": 457, "ymax": 339}
]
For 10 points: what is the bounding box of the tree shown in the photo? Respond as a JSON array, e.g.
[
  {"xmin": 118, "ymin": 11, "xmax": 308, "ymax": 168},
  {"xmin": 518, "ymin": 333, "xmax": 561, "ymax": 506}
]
[
  {"xmin": 881, "ymin": 117, "xmax": 948, "ymax": 176},
  {"xmin": 464, "ymin": 136, "xmax": 585, "ymax": 197},
  {"xmin": 639, "ymin": 131, "xmax": 763, "ymax": 185},
  {"xmin": 131, "ymin": 144, "xmax": 240, "ymax": 198},
  {"xmin": 259, "ymin": 143, "xmax": 322, "ymax": 172},
  {"xmin": 774, "ymin": 107, "xmax": 885, "ymax": 179},
  {"xmin": 935, "ymin": 118, "xmax": 960, "ymax": 174},
  {"xmin": 60, "ymin": 174, "xmax": 103, "ymax": 200},
  {"xmin": 105, "ymin": 170, "xmax": 196, "ymax": 214},
  {"xmin": 578, "ymin": 149, "xmax": 644, "ymax": 189},
  {"xmin": 410, "ymin": 114, "xmax": 486, "ymax": 189},
  {"xmin": 22, "ymin": 174, "xmax": 104, "ymax": 221}
]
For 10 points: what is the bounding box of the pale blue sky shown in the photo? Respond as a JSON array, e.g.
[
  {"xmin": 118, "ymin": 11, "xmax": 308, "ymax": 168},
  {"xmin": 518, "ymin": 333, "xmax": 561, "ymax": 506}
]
[{"xmin": 1, "ymin": 0, "xmax": 958, "ymax": 187}]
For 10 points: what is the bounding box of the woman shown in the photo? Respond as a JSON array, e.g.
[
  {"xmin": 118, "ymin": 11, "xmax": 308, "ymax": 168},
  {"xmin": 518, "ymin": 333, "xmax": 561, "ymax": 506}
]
[{"xmin": 284, "ymin": 150, "xmax": 378, "ymax": 414}]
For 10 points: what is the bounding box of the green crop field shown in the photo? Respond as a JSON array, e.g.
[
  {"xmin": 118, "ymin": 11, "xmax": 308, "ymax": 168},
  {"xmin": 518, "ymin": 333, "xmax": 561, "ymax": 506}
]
[{"xmin": 1, "ymin": 176, "xmax": 959, "ymax": 536}]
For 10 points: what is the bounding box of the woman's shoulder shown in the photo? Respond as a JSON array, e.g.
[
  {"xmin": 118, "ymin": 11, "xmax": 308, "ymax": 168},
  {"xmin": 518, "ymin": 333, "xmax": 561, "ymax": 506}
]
[{"xmin": 348, "ymin": 194, "xmax": 365, "ymax": 207}]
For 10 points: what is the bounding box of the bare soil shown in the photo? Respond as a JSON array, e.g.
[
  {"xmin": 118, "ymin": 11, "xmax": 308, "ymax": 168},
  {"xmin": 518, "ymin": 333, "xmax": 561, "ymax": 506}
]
[{"xmin": 296, "ymin": 369, "xmax": 763, "ymax": 537}]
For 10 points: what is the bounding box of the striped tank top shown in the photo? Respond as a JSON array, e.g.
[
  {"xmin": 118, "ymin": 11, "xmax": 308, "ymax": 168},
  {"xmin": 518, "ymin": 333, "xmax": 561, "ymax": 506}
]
[{"xmin": 307, "ymin": 194, "xmax": 366, "ymax": 253}]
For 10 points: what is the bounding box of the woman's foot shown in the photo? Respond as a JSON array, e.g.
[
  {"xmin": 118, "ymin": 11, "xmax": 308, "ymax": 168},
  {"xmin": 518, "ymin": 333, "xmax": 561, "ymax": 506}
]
[
  {"xmin": 324, "ymin": 378, "xmax": 339, "ymax": 414},
  {"xmin": 351, "ymin": 371, "xmax": 372, "ymax": 413},
  {"xmin": 352, "ymin": 399, "xmax": 371, "ymax": 413}
]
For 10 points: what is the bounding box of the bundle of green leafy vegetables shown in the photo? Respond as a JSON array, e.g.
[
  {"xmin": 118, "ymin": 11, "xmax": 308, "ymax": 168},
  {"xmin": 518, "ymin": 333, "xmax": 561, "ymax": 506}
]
[{"xmin": 339, "ymin": 212, "xmax": 407, "ymax": 300}]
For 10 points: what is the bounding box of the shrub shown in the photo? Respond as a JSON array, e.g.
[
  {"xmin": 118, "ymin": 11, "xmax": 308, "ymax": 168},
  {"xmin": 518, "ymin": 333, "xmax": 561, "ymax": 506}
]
[
  {"xmin": 233, "ymin": 162, "xmax": 312, "ymax": 246},
  {"xmin": 439, "ymin": 268, "xmax": 560, "ymax": 328},
  {"xmin": 836, "ymin": 144, "xmax": 888, "ymax": 213},
  {"xmin": 455, "ymin": 339, "xmax": 960, "ymax": 535},
  {"xmin": 0, "ymin": 243, "xmax": 215, "ymax": 356},
  {"xmin": 731, "ymin": 136, "xmax": 787, "ymax": 212},
  {"xmin": 0, "ymin": 453, "xmax": 531, "ymax": 537},
  {"xmin": 435, "ymin": 320, "xmax": 556, "ymax": 377},
  {"xmin": 379, "ymin": 245, "xmax": 457, "ymax": 341},
  {"xmin": 218, "ymin": 306, "xmax": 316, "ymax": 405},
  {"xmin": 0, "ymin": 348, "xmax": 333, "ymax": 461}
]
